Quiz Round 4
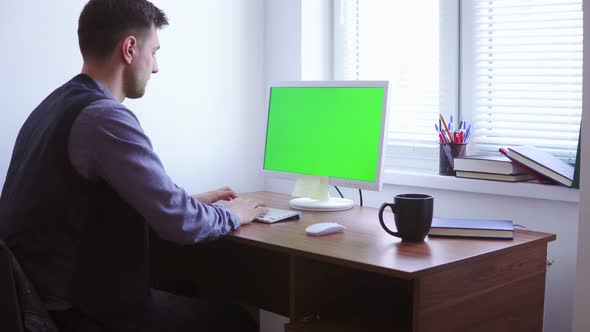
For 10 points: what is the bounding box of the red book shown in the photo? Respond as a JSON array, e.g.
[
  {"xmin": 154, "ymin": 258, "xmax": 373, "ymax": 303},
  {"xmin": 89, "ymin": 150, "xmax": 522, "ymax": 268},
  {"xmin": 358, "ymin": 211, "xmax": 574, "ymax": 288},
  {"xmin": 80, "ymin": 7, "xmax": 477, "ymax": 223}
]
[{"xmin": 499, "ymin": 147, "xmax": 550, "ymax": 184}]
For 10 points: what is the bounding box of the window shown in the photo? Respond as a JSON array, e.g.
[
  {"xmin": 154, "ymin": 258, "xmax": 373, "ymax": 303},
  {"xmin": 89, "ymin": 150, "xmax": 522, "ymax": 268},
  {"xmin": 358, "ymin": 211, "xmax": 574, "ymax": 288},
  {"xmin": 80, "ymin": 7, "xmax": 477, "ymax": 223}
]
[
  {"xmin": 462, "ymin": 0, "xmax": 583, "ymax": 163},
  {"xmin": 334, "ymin": 0, "xmax": 450, "ymax": 172},
  {"xmin": 333, "ymin": 0, "xmax": 583, "ymax": 172}
]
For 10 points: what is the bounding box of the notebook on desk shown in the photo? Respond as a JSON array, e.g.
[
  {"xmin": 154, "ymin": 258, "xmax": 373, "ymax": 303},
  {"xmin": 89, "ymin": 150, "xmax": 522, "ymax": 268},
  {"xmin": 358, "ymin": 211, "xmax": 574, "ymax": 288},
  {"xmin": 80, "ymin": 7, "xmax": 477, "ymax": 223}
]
[{"xmin": 428, "ymin": 217, "xmax": 514, "ymax": 239}]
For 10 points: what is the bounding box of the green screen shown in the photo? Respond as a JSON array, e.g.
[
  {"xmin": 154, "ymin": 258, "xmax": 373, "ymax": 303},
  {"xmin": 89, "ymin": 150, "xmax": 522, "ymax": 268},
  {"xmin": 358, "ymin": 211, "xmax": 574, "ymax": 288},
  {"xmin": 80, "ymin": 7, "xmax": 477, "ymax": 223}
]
[{"xmin": 263, "ymin": 87, "xmax": 384, "ymax": 182}]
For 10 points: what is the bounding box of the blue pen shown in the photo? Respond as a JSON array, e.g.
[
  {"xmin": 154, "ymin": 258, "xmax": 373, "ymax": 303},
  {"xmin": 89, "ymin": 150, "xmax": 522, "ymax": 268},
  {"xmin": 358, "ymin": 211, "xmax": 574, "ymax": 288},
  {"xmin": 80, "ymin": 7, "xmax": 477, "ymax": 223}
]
[
  {"xmin": 449, "ymin": 115, "xmax": 453, "ymax": 131},
  {"xmin": 465, "ymin": 124, "xmax": 472, "ymax": 141},
  {"xmin": 435, "ymin": 123, "xmax": 448, "ymax": 142}
]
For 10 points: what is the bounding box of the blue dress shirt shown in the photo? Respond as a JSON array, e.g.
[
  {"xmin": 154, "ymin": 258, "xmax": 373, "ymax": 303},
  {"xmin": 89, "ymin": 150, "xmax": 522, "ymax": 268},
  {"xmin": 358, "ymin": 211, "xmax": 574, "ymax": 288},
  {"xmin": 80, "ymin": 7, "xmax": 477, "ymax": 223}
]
[{"xmin": 67, "ymin": 79, "xmax": 240, "ymax": 244}]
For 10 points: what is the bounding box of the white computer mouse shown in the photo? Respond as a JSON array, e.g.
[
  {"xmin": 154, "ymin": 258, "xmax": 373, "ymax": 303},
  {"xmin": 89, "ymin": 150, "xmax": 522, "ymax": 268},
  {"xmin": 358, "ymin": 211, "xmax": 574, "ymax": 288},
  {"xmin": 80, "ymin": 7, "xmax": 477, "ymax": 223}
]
[{"xmin": 305, "ymin": 222, "xmax": 346, "ymax": 236}]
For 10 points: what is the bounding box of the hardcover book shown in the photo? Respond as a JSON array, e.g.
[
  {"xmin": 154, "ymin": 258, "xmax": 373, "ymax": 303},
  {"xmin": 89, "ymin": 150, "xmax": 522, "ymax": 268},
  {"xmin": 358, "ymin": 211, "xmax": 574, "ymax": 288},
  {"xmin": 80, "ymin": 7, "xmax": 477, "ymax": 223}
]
[
  {"xmin": 453, "ymin": 154, "xmax": 525, "ymax": 175},
  {"xmin": 455, "ymin": 171, "xmax": 533, "ymax": 182},
  {"xmin": 428, "ymin": 217, "xmax": 514, "ymax": 239},
  {"xmin": 499, "ymin": 145, "xmax": 574, "ymax": 187},
  {"xmin": 498, "ymin": 147, "xmax": 550, "ymax": 184}
]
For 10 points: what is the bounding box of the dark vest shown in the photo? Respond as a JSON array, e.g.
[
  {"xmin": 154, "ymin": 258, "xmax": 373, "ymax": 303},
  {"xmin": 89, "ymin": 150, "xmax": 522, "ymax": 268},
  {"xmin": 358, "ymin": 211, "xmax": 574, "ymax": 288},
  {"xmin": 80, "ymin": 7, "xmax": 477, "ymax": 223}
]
[{"xmin": 0, "ymin": 74, "xmax": 150, "ymax": 331}]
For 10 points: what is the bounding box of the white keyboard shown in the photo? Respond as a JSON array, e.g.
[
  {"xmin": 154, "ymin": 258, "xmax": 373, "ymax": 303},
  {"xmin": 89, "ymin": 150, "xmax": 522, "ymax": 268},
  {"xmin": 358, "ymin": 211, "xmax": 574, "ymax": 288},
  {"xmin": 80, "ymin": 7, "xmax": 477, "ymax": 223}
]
[{"xmin": 255, "ymin": 207, "xmax": 301, "ymax": 224}]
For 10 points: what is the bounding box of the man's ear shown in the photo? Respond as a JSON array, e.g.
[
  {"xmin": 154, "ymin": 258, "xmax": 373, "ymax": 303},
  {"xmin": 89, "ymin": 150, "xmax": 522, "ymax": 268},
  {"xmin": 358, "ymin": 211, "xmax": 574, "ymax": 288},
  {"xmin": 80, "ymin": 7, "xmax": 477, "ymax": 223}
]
[{"xmin": 121, "ymin": 36, "xmax": 137, "ymax": 65}]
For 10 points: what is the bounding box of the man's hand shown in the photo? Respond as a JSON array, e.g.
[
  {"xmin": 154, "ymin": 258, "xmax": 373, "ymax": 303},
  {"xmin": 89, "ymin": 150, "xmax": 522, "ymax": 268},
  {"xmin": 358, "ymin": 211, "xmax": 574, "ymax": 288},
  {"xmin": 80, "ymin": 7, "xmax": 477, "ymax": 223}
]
[
  {"xmin": 192, "ymin": 186, "xmax": 237, "ymax": 204},
  {"xmin": 220, "ymin": 197, "xmax": 267, "ymax": 225}
]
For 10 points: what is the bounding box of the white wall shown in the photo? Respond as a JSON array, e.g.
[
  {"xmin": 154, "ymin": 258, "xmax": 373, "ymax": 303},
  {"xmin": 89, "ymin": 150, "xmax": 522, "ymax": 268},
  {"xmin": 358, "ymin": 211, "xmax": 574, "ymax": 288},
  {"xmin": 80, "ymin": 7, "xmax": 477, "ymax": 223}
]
[
  {"xmin": 264, "ymin": 2, "xmax": 583, "ymax": 332},
  {"xmin": 131, "ymin": 0, "xmax": 266, "ymax": 194},
  {"xmin": 0, "ymin": 0, "xmax": 85, "ymax": 182},
  {"xmin": 0, "ymin": 0, "xmax": 265, "ymax": 194},
  {"xmin": 264, "ymin": 0, "xmax": 302, "ymax": 83}
]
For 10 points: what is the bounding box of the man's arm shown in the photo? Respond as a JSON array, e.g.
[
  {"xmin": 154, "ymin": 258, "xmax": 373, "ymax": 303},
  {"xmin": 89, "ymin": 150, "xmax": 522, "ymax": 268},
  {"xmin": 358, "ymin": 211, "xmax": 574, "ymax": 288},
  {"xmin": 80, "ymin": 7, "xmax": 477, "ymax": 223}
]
[
  {"xmin": 68, "ymin": 99, "xmax": 263, "ymax": 243},
  {"xmin": 191, "ymin": 186, "xmax": 237, "ymax": 204}
]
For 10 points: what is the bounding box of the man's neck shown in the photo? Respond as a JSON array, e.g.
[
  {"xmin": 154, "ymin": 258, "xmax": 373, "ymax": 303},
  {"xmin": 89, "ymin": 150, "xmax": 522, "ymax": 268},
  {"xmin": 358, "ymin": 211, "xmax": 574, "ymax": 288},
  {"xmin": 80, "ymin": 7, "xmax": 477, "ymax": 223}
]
[{"xmin": 81, "ymin": 62, "xmax": 125, "ymax": 102}]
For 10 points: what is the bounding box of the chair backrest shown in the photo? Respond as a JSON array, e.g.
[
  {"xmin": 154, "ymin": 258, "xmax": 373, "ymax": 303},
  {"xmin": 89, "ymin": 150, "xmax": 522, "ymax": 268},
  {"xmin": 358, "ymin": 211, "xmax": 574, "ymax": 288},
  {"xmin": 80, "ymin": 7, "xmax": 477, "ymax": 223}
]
[{"xmin": 0, "ymin": 242, "xmax": 24, "ymax": 332}]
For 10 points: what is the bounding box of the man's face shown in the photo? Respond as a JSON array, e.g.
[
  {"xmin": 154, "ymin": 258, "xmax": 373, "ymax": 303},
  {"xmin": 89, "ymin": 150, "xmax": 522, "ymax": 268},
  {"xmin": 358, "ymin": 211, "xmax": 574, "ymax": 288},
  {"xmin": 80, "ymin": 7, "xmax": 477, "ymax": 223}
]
[{"xmin": 124, "ymin": 25, "xmax": 160, "ymax": 99}]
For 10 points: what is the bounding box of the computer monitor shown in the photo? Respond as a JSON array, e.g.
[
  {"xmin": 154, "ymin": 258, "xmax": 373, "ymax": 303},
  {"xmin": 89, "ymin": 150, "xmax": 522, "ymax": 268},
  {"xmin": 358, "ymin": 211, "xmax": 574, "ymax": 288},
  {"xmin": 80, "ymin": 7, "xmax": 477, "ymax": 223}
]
[{"xmin": 262, "ymin": 81, "xmax": 390, "ymax": 211}]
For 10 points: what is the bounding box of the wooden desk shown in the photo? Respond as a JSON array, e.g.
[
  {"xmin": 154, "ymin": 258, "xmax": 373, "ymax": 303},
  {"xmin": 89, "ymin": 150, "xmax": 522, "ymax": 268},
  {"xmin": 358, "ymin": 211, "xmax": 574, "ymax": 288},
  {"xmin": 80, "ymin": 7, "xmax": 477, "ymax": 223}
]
[{"xmin": 151, "ymin": 191, "xmax": 556, "ymax": 332}]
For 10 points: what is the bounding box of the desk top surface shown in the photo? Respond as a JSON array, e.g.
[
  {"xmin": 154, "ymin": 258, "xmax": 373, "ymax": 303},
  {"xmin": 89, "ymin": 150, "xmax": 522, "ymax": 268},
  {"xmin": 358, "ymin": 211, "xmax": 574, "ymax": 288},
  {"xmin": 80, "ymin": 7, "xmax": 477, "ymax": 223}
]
[{"xmin": 228, "ymin": 191, "xmax": 555, "ymax": 278}]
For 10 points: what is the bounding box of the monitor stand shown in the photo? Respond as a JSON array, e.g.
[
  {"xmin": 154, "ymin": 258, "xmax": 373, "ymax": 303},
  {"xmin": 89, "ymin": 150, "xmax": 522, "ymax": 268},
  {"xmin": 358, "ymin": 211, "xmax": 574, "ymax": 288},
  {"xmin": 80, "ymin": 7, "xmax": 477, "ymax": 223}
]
[
  {"xmin": 288, "ymin": 175, "xmax": 354, "ymax": 211},
  {"xmin": 289, "ymin": 197, "xmax": 353, "ymax": 212}
]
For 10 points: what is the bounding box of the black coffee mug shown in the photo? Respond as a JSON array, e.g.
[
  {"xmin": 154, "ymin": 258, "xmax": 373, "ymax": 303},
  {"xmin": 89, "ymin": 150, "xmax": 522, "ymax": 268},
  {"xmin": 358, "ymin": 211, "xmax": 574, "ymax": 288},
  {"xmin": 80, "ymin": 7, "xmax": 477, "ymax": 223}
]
[{"xmin": 378, "ymin": 194, "xmax": 434, "ymax": 242}]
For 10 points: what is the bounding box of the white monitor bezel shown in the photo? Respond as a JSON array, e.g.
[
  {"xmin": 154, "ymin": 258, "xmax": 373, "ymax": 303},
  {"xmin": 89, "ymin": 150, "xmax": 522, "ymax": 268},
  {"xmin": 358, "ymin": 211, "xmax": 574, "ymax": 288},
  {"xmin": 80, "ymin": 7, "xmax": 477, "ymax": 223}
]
[{"xmin": 262, "ymin": 80, "xmax": 390, "ymax": 191}]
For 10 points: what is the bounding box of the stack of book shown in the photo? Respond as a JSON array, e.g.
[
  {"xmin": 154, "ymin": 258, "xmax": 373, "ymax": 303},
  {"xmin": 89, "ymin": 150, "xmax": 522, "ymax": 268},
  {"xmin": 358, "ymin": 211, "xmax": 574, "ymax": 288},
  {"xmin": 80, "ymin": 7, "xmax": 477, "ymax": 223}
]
[
  {"xmin": 454, "ymin": 146, "xmax": 576, "ymax": 187},
  {"xmin": 453, "ymin": 154, "xmax": 534, "ymax": 182}
]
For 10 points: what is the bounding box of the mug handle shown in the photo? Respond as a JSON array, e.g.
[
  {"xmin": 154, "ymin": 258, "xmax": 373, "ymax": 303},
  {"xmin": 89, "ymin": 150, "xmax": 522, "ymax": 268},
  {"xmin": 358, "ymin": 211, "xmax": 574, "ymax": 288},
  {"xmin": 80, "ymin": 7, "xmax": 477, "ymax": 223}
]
[{"xmin": 379, "ymin": 203, "xmax": 400, "ymax": 238}]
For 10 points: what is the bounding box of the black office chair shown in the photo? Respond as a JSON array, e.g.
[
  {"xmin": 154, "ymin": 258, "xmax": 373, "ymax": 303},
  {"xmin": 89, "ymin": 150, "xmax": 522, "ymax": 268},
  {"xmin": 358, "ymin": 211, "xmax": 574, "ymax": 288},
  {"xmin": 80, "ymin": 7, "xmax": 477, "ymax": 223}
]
[
  {"xmin": 0, "ymin": 240, "xmax": 24, "ymax": 332},
  {"xmin": 0, "ymin": 240, "xmax": 59, "ymax": 332}
]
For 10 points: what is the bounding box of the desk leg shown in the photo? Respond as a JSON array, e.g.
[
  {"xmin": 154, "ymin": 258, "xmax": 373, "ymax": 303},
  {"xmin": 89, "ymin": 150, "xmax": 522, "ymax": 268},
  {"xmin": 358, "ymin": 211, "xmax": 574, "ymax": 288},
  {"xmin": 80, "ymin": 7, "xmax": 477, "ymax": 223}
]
[{"xmin": 413, "ymin": 243, "xmax": 548, "ymax": 332}]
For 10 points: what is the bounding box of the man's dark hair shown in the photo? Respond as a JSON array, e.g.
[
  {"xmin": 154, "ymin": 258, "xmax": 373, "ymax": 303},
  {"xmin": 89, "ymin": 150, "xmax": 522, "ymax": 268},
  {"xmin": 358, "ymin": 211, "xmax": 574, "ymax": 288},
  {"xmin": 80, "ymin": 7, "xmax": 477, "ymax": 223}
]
[{"xmin": 78, "ymin": 0, "xmax": 168, "ymax": 61}]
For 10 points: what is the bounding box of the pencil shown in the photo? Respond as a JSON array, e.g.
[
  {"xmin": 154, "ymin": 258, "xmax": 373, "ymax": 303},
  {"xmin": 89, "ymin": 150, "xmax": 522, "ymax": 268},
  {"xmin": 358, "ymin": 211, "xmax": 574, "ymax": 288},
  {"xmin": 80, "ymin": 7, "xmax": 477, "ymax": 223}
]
[{"xmin": 439, "ymin": 114, "xmax": 454, "ymax": 143}]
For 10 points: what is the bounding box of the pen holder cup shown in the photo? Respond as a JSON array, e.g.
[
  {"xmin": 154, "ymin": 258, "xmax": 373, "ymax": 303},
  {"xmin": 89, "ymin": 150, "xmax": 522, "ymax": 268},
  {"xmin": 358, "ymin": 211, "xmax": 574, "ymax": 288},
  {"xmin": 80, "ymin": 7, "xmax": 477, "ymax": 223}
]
[{"xmin": 439, "ymin": 143, "xmax": 467, "ymax": 176}]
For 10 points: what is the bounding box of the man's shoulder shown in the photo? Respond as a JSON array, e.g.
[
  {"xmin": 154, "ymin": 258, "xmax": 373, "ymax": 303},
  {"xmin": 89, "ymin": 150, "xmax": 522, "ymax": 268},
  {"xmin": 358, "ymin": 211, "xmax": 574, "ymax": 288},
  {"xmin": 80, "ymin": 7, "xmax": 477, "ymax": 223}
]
[{"xmin": 81, "ymin": 99, "xmax": 141, "ymax": 127}]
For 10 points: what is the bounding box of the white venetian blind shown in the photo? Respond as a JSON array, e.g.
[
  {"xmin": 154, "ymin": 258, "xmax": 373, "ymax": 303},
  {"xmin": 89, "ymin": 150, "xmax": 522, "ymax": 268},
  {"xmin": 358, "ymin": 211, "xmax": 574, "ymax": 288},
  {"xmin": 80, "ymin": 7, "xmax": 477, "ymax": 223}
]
[
  {"xmin": 334, "ymin": 0, "xmax": 445, "ymax": 171},
  {"xmin": 464, "ymin": 0, "xmax": 583, "ymax": 163}
]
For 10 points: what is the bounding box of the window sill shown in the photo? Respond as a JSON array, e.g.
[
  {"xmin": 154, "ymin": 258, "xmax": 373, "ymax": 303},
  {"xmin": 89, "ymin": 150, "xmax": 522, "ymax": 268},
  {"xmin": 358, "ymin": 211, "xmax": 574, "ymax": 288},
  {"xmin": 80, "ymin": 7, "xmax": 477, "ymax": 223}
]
[{"xmin": 383, "ymin": 169, "xmax": 579, "ymax": 203}]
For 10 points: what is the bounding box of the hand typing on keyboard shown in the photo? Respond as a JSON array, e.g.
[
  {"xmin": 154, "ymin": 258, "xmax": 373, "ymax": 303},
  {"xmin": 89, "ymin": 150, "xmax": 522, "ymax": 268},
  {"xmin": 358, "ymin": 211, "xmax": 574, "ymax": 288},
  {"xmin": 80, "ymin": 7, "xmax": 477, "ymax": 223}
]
[
  {"xmin": 255, "ymin": 207, "xmax": 301, "ymax": 224},
  {"xmin": 219, "ymin": 197, "xmax": 268, "ymax": 225}
]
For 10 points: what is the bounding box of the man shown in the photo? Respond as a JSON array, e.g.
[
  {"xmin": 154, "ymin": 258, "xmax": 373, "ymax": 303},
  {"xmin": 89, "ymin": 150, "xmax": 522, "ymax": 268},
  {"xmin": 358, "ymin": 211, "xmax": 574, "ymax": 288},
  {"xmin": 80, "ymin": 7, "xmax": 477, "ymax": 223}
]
[{"xmin": 0, "ymin": 0, "xmax": 265, "ymax": 331}]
